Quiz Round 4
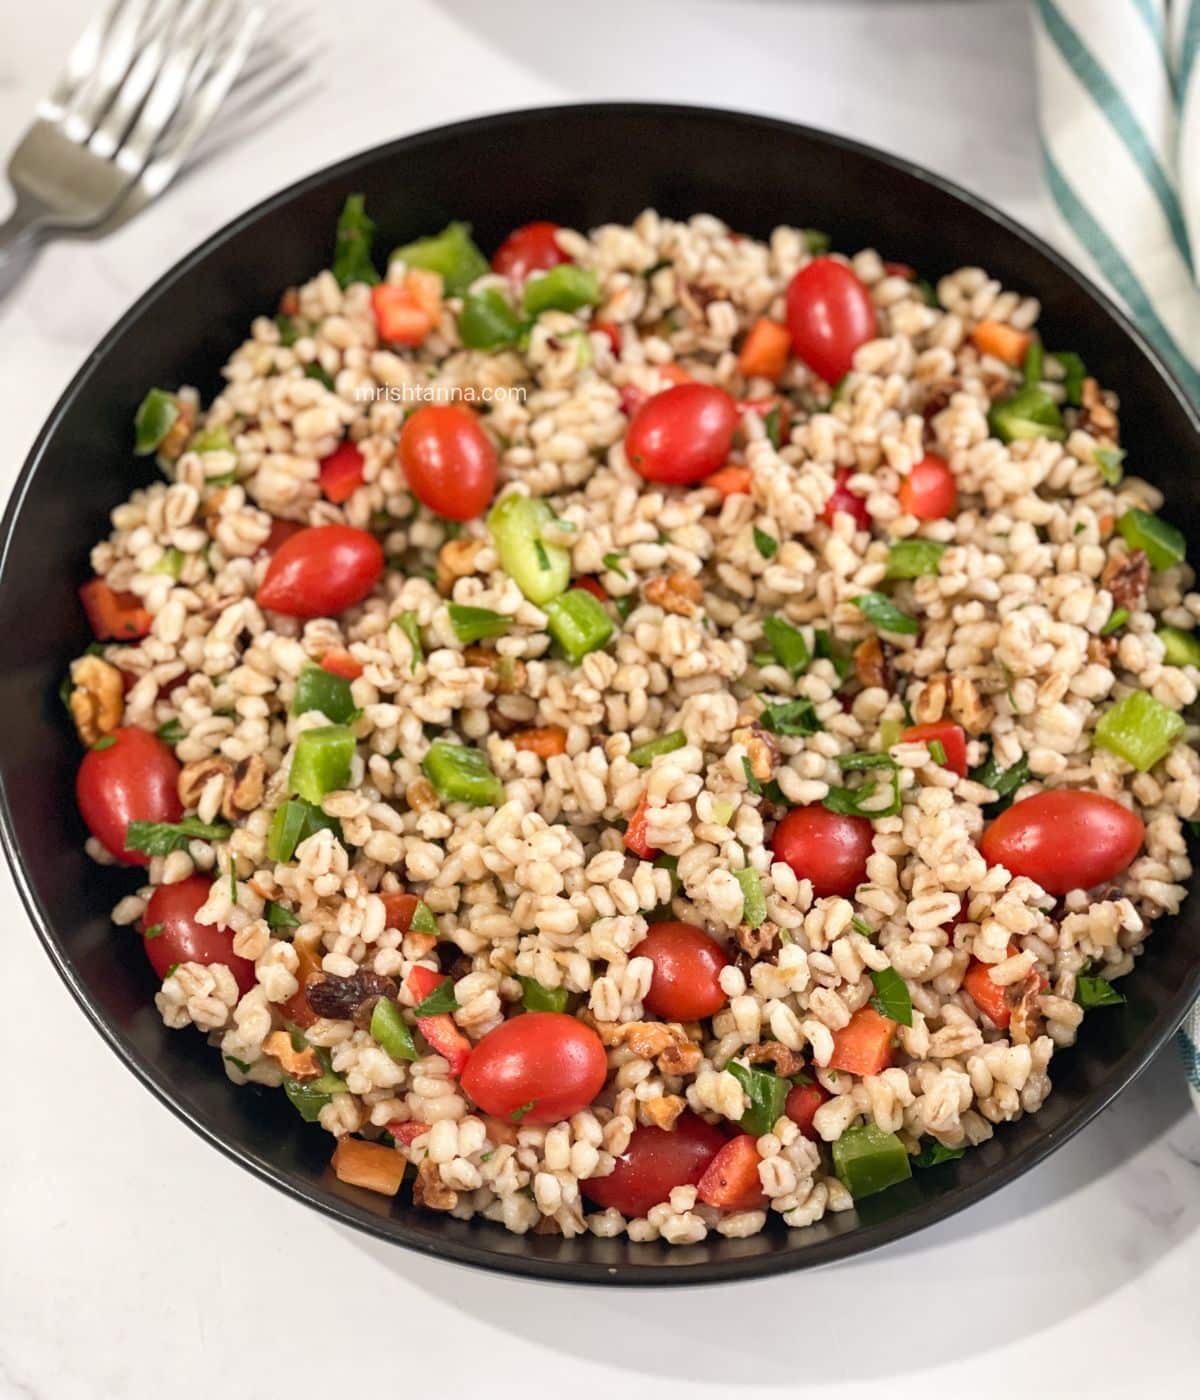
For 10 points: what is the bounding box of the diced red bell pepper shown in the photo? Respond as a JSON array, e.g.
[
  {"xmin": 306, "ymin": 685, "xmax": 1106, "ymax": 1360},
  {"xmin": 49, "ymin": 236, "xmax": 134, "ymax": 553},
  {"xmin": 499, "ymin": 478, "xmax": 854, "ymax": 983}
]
[
  {"xmin": 736, "ymin": 318, "xmax": 791, "ymax": 381},
  {"xmin": 697, "ymin": 1134, "xmax": 767, "ymax": 1209},
  {"xmin": 372, "ymin": 269, "xmax": 442, "ymax": 347},
  {"xmin": 784, "ymin": 1080, "xmax": 830, "ymax": 1140},
  {"xmin": 380, "ymin": 890, "xmax": 420, "ymax": 933},
  {"xmin": 318, "ymin": 441, "xmax": 365, "ymax": 504},
  {"xmin": 406, "ymin": 964, "xmax": 471, "ymax": 1075},
  {"xmin": 962, "ymin": 942, "xmax": 1047, "ymax": 1028},
  {"xmin": 321, "ymin": 647, "xmax": 364, "ymax": 681},
  {"xmin": 593, "ymin": 320, "xmax": 622, "ymax": 354},
  {"xmin": 79, "ymin": 579, "xmax": 151, "ymax": 641},
  {"xmin": 901, "ymin": 720, "xmax": 968, "ymax": 777},
  {"xmin": 624, "ymin": 792, "xmax": 659, "ymax": 860},
  {"xmin": 821, "ymin": 468, "xmax": 871, "ymax": 530},
  {"xmin": 386, "ymin": 1119, "xmax": 431, "ymax": 1147},
  {"xmin": 828, "ymin": 1006, "xmax": 896, "ymax": 1076},
  {"xmin": 573, "ymin": 575, "xmax": 609, "ymax": 603},
  {"xmin": 883, "ymin": 261, "xmax": 917, "ymax": 281}
]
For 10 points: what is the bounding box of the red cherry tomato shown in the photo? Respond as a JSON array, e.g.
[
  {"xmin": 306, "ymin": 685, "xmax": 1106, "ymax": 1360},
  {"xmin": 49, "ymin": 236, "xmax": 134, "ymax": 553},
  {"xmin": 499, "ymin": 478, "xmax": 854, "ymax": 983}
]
[
  {"xmin": 397, "ymin": 404, "xmax": 497, "ymax": 521},
  {"xmin": 980, "ymin": 789, "xmax": 1144, "ymax": 896},
  {"xmin": 902, "ymin": 720, "xmax": 968, "ymax": 777},
  {"xmin": 256, "ymin": 524, "xmax": 384, "ymax": 619},
  {"xmin": 625, "ymin": 383, "xmax": 739, "ymax": 486},
  {"xmin": 636, "ymin": 921, "xmax": 729, "ymax": 1021},
  {"xmin": 821, "ymin": 467, "xmax": 871, "ymax": 530},
  {"xmin": 582, "ymin": 1113, "xmax": 725, "ymax": 1218},
  {"xmin": 460, "ymin": 1012, "xmax": 607, "ymax": 1124},
  {"xmin": 318, "ymin": 441, "xmax": 365, "ymax": 504},
  {"xmin": 899, "ymin": 453, "xmax": 957, "ymax": 521},
  {"xmin": 785, "ymin": 1080, "xmax": 830, "ymax": 1140},
  {"xmin": 491, "ymin": 221, "xmax": 571, "ymax": 281},
  {"xmin": 771, "ymin": 805, "xmax": 874, "ymax": 898},
  {"xmin": 785, "ymin": 257, "xmax": 877, "ymax": 385},
  {"xmin": 141, "ymin": 875, "xmax": 255, "ymax": 995},
  {"xmin": 261, "ymin": 518, "xmax": 304, "ymax": 556},
  {"xmin": 76, "ymin": 727, "xmax": 182, "ymax": 866}
]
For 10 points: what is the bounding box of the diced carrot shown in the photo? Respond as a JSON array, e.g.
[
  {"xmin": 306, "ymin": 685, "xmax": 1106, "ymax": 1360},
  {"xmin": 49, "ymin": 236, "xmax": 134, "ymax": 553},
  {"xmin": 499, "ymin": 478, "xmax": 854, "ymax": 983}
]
[
  {"xmin": 883, "ymin": 261, "xmax": 917, "ymax": 281},
  {"xmin": 624, "ymin": 792, "xmax": 659, "ymax": 860},
  {"xmin": 573, "ymin": 575, "xmax": 609, "ymax": 603},
  {"xmin": 512, "ymin": 725, "xmax": 568, "ymax": 758},
  {"xmin": 279, "ymin": 931, "xmax": 323, "ymax": 1030},
  {"xmin": 697, "ymin": 1134, "xmax": 767, "ymax": 1209},
  {"xmin": 970, "ymin": 319, "xmax": 1032, "ymax": 367},
  {"xmin": 318, "ymin": 441, "xmax": 365, "ymax": 504},
  {"xmin": 737, "ymin": 317, "xmax": 791, "ymax": 381},
  {"xmin": 331, "ymin": 1138, "xmax": 407, "ymax": 1196},
  {"xmin": 78, "ymin": 578, "xmax": 151, "ymax": 641},
  {"xmin": 963, "ymin": 958, "xmax": 1010, "ymax": 1028},
  {"xmin": 380, "ymin": 890, "xmax": 420, "ymax": 933},
  {"xmin": 406, "ymin": 965, "xmax": 472, "ymax": 1075},
  {"xmin": 828, "ymin": 1006, "xmax": 896, "ymax": 1076},
  {"xmin": 658, "ymin": 363, "xmax": 692, "ymax": 387},
  {"xmin": 386, "ymin": 1120, "xmax": 431, "ymax": 1147},
  {"xmin": 702, "ymin": 464, "xmax": 754, "ymax": 498},
  {"xmin": 320, "ymin": 647, "xmax": 363, "ymax": 681},
  {"xmin": 593, "ymin": 320, "xmax": 622, "ymax": 354},
  {"xmin": 372, "ymin": 269, "xmax": 443, "ymax": 347}
]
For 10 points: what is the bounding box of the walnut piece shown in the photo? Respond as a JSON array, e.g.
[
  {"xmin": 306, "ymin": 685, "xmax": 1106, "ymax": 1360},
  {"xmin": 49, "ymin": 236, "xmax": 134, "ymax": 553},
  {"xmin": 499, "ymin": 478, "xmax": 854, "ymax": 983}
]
[
  {"xmin": 732, "ymin": 723, "xmax": 779, "ymax": 783},
  {"xmin": 158, "ymin": 396, "xmax": 197, "ymax": 462},
  {"xmin": 949, "ymin": 673, "xmax": 992, "ymax": 734},
  {"xmin": 734, "ymin": 919, "xmax": 779, "ymax": 961},
  {"xmin": 640, "ymin": 1094, "xmax": 687, "ymax": 1130},
  {"xmin": 68, "ymin": 655, "xmax": 124, "ymax": 746},
  {"xmin": 463, "ymin": 645, "xmax": 527, "ymax": 695},
  {"xmin": 742, "ymin": 1040, "xmax": 806, "ymax": 1076},
  {"xmin": 178, "ymin": 755, "xmax": 233, "ymax": 810},
  {"xmin": 436, "ymin": 537, "xmax": 485, "ymax": 594},
  {"xmin": 1077, "ymin": 377, "xmax": 1120, "ymax": 444},
  {"xmin": 853, "ymin": 634, "xmax": 894, "ymax": 691},
  {"xmin": 1101, "ymin": 549, "xmax": 1149, "ymax": 613},
  {"xmin": 612, "ymin": 1021, "xmax": 703, "ymax": 1076},
  {"xmin": 1007, "ymin": 973, "xmax": 1044, "ymax": 1045},
  {"xmin": 223, "ymin": 754, "xmax": 266, "ymax": 819},
  {"xmin": 262, "ymin": 1030, "xmax": 322, "ymax": 1080},
  {"xmin": 911, "ymin": 674, "xmax": 948, "ymax": 725},
  {"xmin": 644, "ymin": 572, "xmax": 704, "ymax": 617},
  {"xmin": 412, "ymin": 1158, "xmax": 458, "ymax": 1211}
]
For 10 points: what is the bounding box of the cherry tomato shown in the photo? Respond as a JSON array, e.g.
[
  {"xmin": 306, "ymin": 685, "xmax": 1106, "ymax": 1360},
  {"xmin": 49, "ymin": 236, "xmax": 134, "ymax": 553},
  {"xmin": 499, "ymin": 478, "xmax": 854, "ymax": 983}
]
[
  {"xmin": 261, "ymin": 518, "xmax": 304, "ymax": 556},
  {"xmin": 785, "ymin": 257, "xmax": 877, "ymax": 385},
  {"xmin": 491, "ymin": 221, "xmax": 571, "ymax": 281},
  {"xmin": 624, "ymin": 383, "xmax": 739, "ymax": 486},
  {"xmin": 899, "ymin": 453, "xmax": 957, "ymax": 521},
  {"xmin": 398, "ymin": 404, "xmax": 497, "ymax": 521},
  {"xmin": 637, "ymin": 921, "xmax": 729, "ymax": 1021},
  {"xmin": 461, "ymin": 1012, "xmax": 607, "ymax": 1124},
  {"xmin": 141, "ymin": 875, "xmax": 255, "ymax": 995},
  {"xmin": 76, "ymin": 727, "xmax": 182, "ymax": 866},
  {"xmin": 582, "ymin": 1113, "xmax": 725, "ymax": 1218},
  {"xmin": 771, "ymin": 805, "xmax": 874, "ymax": 898},
  {"xmin": 821, "ymin": 466, "xmax": 870, "ymax": 530},
  {"xmin": 785, "ymin": 1080, "xmax": 830, "ymax": 1140},
  {"xmin": 902, "ymin": 720, "xmax": 968, "ymax": 777},
  {"xmin": 256, "ymin": 524, "xmax": 384, "ymax": 619},
  {"xmin": 980, "ymin": 789, "xmax": 1144, "ymax": 896}
]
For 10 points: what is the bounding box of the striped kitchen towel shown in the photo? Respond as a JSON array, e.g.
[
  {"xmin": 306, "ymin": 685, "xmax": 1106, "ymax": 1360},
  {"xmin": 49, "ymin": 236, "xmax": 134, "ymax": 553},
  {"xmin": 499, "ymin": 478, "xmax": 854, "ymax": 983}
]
[
  {"xmin": 1031, "ymin": 0, "xmax": 1200, "ymax": 406},
  {"xmin": 1033, "ymin": 0, "xmax": 1200, "ymax": 1110}
]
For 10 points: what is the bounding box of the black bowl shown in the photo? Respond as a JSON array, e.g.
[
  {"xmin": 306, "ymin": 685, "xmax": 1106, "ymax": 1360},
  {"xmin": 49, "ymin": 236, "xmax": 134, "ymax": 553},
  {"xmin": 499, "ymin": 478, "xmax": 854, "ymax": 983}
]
[{"xmin": 3, "ymin": 103, "xmax": 1198, "ymax": 1286}]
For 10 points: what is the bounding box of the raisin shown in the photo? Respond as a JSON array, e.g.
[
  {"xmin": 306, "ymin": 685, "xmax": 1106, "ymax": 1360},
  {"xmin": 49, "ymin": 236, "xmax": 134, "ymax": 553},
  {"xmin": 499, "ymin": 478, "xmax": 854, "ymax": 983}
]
[{"xmin": 305, "ymin": 969, "xmax": 398, "ymax": 1022}]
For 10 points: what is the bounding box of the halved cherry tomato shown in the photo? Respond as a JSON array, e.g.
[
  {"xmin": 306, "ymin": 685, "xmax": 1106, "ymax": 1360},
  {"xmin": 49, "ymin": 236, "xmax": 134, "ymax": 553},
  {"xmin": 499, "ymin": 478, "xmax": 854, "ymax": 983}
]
[
  {"xmin": 624, "ymin": 792, "xmax": 658, "ymax": 860},
  {"xmin": 593, "ymin": 320, "xmax": 623, "ymax": 354},
  {"xmin": 898, "ymin": 453, "xmax": 957, "ymax": 521},
  {"xmin": 318, "ymin": 441, "xmax": 365, "ymax": 504},
  {"xmin": 371, "ymin": 270, "xmax": 442, "ymax": 346},
  {"xmin": 460, "ymin": 1011, "xmax": 607, "ymax": 1124},
  {"xmin": 582, "ymin": 1113, "xmax": 725, "ymax": 1218},
  {"xmin": 625, "ymin": 383, "xmax": 739, "ymax": 486},
  {"xmin": 491, "ymin": 221, "xmax": 570, "ymax": 281},
  {"xmin": 637, "ymin": 921, "xmax": 729, "ymax": 1021},
  {"xmin": 398, "ymin": 404, "xmax": 497, "ymax": 521},
  {"xmin": 980, "ymin": 789, "xmax": 1144, "ymax": 896},
  {"xmin": 771, "ymin": 805, "xmax": 873, "ymax": 898},
  {"xmin": 256, "ymin": 524, "xmax": 384, "ymax": 619},
  {"xmin": 821, "ymin": 467, "xmax": 870, "ymax": 530},
  {"xmin": 76, "ymin": 727, "xmax": 182, "ymax": 866},
  {"xmin": 141, "ymin": 874, "xmax": 255, "ymax": 995},
  {"xmin": 828, "ymin": 1005, "xmax": 896, "ymax": 1076},
  {"xmin": 785, "ymin": 257, "xmax": 877, "ymax": 385},
  {"xmin": 406, "ymin": 965, "xmax": 472, "ymax": 1075},
  {"xmin": 696, "ymin": 1134, "xmax": 767, "ymax": 1209},
  {"xmin": 320, "ymin": 648, "xmax": 363, "ymax": 681},
  {"xmin": 78, "ymin": 578, "xmax": 151, "ymax": 641},
  {"xmin": 736, "ymin": 318, "xmax": 791, "ymax": 381},
  {"xmin": 572, "ymin": 575, "xmax": 609, "ymax": 603},
  {"xmin": 380, "ymin": 890, "xmax": 420, "ymax": 932},
  {"xmin": 902, "ymin": 720, "xmax": 968, "ymax": 777},
  {"xmin": 785, "ymin": 1080, "xmax": 830, "ymax": 1139}
]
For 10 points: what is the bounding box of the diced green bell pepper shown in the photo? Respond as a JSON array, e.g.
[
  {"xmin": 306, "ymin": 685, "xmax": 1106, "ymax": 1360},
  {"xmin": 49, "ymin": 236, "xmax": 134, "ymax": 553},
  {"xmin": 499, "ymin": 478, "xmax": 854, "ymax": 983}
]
[
  {"xmin": 190, "ymin": 424, "xmax": 233, "ymax": 454},
  {"xmin": 331, "ymin": 194, "xmax": 380, "ymax": 288},
  {"xmin": 458, "ymin": 288, "xmax": 524, "ymax": 350},
  {"xmin": 832, "ymin": 1123, "xmax": 913, "ymax": 1198},
  {"xmin": 487, "ymin": 492, "xmax": 572, "ymax": 604},
  {"xmin": 1159, "ymin": 626, "xmax": 1200, "ymax": 668},
  {"xmin": 885, "ymin": 539, "xmax": 945, "ymax": 580},
  {"xmin": 519, "ymin": 976, "xmax": 570, "ymax": 1013},
  {"xmin": 628, "ymin": 731, "xmax": 686, "ymax": 767},
  {"xmin": 1116, "ymin": 508, "xmax": 1186, "ymax": 571},
  {"xmin": 522, "ymin": 265, "xmax": 601, "ymax": 317},
  {"xmin": 1094, "ymin": 690, "xmax": 1184, "ymax": 771},
  {"xmin": 987, "ymin": 385, "xmax": 1065, "ymax": 443},
  {"xmin": 447, "ymin": 602, "xmax": 511, "ymax": 644},
  {"xmin": 292, "ymin": 662, "xmax": 359, "ymax": 724},
  {"xmin": 370, "ymin": 997, "xmax": 418, "ymax": 1062},
  {"xmin": 544, "ymin": 588, "xmax": 614, "ymax": 664},
  {"xmin": 422, "ymin": 740, "xmax": 504, "ymax": 806},
  {"xmin": 266, "ymin": 798, "xmax": 343, "ymax": 862},
  {"xmin": 734, "ymin": 867, "xmax": 767, "ymax": 929},
  {"xmin": 392, "ymin": 221, "xmax": 488, "ymax": 296},
  {"xmin": 134, "ymin": 389, "xmax": 179, "ymax": 456},
  {"xmin": 288, "ymin": 725, "xmax": 356, "ymax": 804}
]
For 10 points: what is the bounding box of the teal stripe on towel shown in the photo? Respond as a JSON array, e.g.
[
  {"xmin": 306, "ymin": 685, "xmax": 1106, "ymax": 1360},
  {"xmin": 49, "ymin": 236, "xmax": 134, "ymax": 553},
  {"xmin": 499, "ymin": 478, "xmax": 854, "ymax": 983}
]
[{"xmin": 1181, "ymin": 0, "xmax": 1200, "ymax": 93}]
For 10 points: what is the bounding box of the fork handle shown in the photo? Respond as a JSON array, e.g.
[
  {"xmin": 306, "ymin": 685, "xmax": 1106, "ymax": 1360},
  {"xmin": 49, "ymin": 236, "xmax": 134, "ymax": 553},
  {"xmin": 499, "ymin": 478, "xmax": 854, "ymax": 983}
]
[{"xmin": 0, "ymin": 199, "xmax": 49, "ymax": 273}]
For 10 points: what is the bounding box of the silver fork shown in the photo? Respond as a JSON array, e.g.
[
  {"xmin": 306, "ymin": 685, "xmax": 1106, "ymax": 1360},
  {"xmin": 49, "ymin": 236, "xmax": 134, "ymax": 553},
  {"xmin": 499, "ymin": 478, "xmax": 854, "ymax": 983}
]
[{"xmin": 0, "ymin": 0, "xmax": 264, "ymax": 271}]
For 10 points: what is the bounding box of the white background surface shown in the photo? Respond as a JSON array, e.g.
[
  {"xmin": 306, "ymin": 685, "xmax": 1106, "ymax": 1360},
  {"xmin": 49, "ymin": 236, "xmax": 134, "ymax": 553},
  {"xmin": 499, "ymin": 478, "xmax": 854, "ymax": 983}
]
[{"xmin": 1, "ymin": 2, "xmax": 1197, "ymax": 1397}]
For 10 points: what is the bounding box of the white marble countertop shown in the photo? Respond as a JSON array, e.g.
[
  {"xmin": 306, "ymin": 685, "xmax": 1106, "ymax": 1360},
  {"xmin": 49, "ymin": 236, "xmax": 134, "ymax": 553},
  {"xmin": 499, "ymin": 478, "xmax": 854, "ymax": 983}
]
[{"xmin": 1, "ymin": 2, "xmax": 1197, "ymax": 1396}]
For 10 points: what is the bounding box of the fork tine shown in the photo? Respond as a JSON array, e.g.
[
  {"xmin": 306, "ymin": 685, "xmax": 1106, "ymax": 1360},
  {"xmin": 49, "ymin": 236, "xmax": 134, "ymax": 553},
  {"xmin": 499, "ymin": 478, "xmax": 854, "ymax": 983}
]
[
  {"xmin": 59, "ymin": 0, "xmax": 165, "ymax": 142},
  {"xmin": 135, "ymin": 1, "xmax": 264, "ymax": 196},
  {"xmin": 42, "ymin": 0, "xmax": 131, "ymax": 119}
]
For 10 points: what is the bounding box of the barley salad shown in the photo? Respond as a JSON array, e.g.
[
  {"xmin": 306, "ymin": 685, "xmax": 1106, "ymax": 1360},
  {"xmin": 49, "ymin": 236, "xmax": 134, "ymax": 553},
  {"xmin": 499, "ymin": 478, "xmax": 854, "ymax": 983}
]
[{"xmin": 64, "ymin": 198, "xmax": 1198, "ymax": 1243}]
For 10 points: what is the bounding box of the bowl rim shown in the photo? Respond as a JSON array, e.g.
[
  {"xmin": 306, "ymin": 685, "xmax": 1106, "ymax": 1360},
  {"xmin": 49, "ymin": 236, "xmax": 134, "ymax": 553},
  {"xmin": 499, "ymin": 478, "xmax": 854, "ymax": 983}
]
[{"xmin": 3, "ymin": 100, "xmax": 1198, "ymax": 1286}]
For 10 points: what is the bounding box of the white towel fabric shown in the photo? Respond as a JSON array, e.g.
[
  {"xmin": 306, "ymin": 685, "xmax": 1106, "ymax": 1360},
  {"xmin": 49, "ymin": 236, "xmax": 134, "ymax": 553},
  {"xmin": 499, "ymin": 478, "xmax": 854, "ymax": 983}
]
[{"xmin": 1032, "ymin": 0, "xmax": 1200, "ymax": 1109}]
